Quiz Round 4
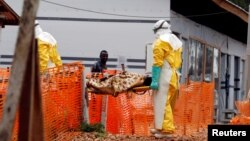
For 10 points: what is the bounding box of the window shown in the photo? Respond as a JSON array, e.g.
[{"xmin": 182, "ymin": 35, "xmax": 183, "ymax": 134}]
[
  {"xmin": 204, "ymin": 46, "xmax": 213, "ymax": 82},
  {"xmin": 180, "ymin": 37, "xmax": 188, "ymax": 84},
  {"xmin": 196, "ymin": 43, "xmax": 204, "ymax": 81},
  {"xmin": 213, "ymin": 48, "xmax": 220, "ymax": 90},
  {"xmin": 188, "ymin": 39, "xmax": 204, "ymax": 81},
  {"xmin": 188, "ymin": 40, "xmax": 196, "ymax": 81},
  {"xmin": 187, "ymin": 39, "xmax": 219, "ymax": 82}
]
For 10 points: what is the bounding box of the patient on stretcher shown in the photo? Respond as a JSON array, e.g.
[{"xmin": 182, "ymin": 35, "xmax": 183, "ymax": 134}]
[{"xmin": 86, "ymin": 71, "xmax": 151, "ymax": 96}]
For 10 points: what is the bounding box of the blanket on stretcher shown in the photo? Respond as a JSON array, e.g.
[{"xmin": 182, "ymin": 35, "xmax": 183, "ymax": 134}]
[{"xmin": 86, "ymin": 72, "xmax": 145, "ymax": 96}]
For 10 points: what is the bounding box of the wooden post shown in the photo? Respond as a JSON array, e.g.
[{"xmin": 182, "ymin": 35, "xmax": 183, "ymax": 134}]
[
  {"xmin": 18, "ymin": 39, "xmax": 44, "ymax": 141},
  {"xmin": 0, "ymin": 0, "xmax": 42, "ymax": 141},
  {"xmin": 245, "ymin": 5, "xmax": 250, "ymax": 100}
]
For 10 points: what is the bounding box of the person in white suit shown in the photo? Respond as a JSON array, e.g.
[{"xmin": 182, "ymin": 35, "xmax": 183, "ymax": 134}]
[{"xmin": 150, "ymin": 19, "xmax": 183, "ymax": 138}]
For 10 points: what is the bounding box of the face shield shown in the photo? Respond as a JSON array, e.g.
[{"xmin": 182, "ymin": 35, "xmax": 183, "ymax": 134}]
[{"xmin": 153, "ymin": 20, "xmax": 171, "ymax": 36}]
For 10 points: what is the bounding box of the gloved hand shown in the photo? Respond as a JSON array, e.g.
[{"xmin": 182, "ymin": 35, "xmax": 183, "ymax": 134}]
[{"xmin": 150, "ymin": 66, "xmax": 161, "ymax": 90}]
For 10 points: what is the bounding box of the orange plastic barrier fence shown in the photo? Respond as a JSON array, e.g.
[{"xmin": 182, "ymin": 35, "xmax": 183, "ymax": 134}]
[
  {"xmin": 174, "ymin": 81, "xmax": 214, "ymax": 135},
  {"xmin": 1, "ymin": 66, "xmax": 215, "ymax": 139},
  {"xmin": 113, "ymin": 93, "xmax": 133, "ymax": 135},
  {"xmin": 88, "ymin": 94, "xmax": 103, "ymax": 124},
  {"xmin": 105, "ymin": 95, "xmax": 119, "ymax": 134},
  {"xmin": 0, "ymin": 68, "xmax": 10, "ymax": 119},
  {"xmin": 235, "ymin": 100, "xmax": 250, "ymax": 116},
  {"xmin": 230, "ymin": 100, "xmax": 250, "ymax": 125},
  {"xmin": 88, "ymin": 78, "xmax": 215, "ymax": 136},
  {"xmin": 129, "ymin": 91, "xmax": 154, "ymax": 136},
  {"xmin": 0, "ymin": 62, "xmax": 84, "ymax": 141}
]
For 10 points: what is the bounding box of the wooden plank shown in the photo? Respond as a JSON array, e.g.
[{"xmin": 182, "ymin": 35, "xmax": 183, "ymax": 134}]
[
  {"xmin": 18, "ymin": 36, "xmax": 35, "ymax": 141},
  {"xmin": 18, "ymin": 39, "xmax": 44, "ymax": 141},
  {"xmin": 30, "ymin": 39, "xmax": 44, "ymax": 141},
  {"xmin": 0, "ymin": 0, "xmax": 40, "ymax": 141},
  {"xmin": 246, "ymin": 5, "xmax": 250, "ymax": 100},
  {"xmin": 212, "ymin": 0, "xmax": 248, "ymax": 23}
]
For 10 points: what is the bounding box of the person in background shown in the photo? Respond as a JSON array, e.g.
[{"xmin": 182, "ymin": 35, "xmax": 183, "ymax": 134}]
[
  {"xmin": 91, "ymin": 50, "xmax": 108, "ymax": 73},
  {"xmin": 35, "ymin": 20, "xmax": 62, "ymax": 73},
  {"xmin": 150, "ymin": 19, "xmax": 183, "ymax": 138}
]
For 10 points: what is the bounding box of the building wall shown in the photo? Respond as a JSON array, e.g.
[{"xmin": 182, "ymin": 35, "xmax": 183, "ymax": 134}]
[
  {"xmin": 171, "ymin": 11, "xmax": 246, "ymax": 56},
  {"xmin": 171, "ymin": 11, "xmax": 247, "ymax": 121}
]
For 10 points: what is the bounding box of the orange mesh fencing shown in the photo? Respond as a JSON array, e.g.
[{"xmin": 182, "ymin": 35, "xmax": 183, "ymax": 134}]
[
  {"xmin": 230, "ymin": 100, "xmax": 250, "ymax": 125},
  {"xmin": 88, "ymin": 94, "xmax": 103, "ymax": 124},
  {"xmin": 104, "ymin": 92, "xmax": 153, "ymax": 136},
  {"xmin": 89, "ymin": 80, "xmax": 214, "ymax": 136},
  {"xmin": 114, "ymin": 93, "xmax": 133, "ymax": 135},
  {"xmin": 105, "ymin": 96, "xmax": 119, "ymax": 134},
  {"xmin": 129, "ymin": 91, "xmax": 154, "ymax": 136},
  {"xmin": 230, "ymin": 115, "xmax": 250, "ymax": 125},
  {"xmin": 0, "ymin": 65, "xmax": 215, "ymax": 140},
  {"xmin": 87, "ymin": 70, "xmax": 136, "ymax": 135},
  {"xmin": 200, "ymin": 82, "xmax": 215, "ymax": 126},
  {"xmin": 174, "ymin": 81, "xmax": 214, "ymax": 135},
  {"xmin": 174, "ymin": 81, "xmax": 202, "ymax": 135},
  {"xmin": 0, "ymin": 62, "xmax": 84, "ymax": 141},
  {"xmin": 0, "ymin": 68, "xmax": 10, "ymax": 119},
  {"xmin": 235, "ymin": 100, "xmax": 250, "ymax": 117}
]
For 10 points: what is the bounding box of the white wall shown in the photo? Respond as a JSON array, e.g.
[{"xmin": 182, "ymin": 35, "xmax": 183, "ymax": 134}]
[
  {"xmin": 1, "ymin": 1, "xmax": 246, "ymax": 74},
  {"xmin": 1, "ymin": 0, "xmax": 171, "ymax": 74}
]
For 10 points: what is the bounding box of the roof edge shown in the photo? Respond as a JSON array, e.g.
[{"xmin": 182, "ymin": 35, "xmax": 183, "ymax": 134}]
[
  {"xmin": 1, "ymin": 0, "xmax": 20, "ymax": 25},
  {"xmin": 212, "ymin": 0, "xmax": 248, "ymax": 23}
]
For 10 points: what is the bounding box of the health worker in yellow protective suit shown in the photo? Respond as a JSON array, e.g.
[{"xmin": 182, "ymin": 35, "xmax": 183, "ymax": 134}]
[
  {"xmin": 150, "ymin": 20, "xmax": 182, "ymax": 138},
  {"xmin": 35, "ymin": 20, "xmax": 62, "ymax": 73}
]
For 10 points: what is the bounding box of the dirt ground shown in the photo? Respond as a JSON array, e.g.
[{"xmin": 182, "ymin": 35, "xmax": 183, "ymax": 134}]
[{"xmin": 59, "ymin": 129, "xmax": 207, "ymax": 141}]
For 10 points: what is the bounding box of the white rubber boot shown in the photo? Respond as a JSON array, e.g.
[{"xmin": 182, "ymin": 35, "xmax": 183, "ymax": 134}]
[
  {"xmin": 154, "ymin": 132, "xmax": 173, "ymax": 139},
  {"xmin": 150, "ymin": 128, "xmax": 160, "ymax": 134}
]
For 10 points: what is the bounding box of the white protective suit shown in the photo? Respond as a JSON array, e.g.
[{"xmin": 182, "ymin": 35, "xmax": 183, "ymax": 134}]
[{"xmin": 151, "ymin": 20, "xmax": 183, "ymax": 134}]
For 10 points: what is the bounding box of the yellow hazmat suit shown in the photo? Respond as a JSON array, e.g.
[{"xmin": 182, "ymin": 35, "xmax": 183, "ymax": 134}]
[
  {"xmin": 35, "ymin": 21, "xmax": 62, "ymax": 73},
  {"xmin": 37, "ymin": 35, "xmax": 62, "ymax": 73},
  {"xmin": 150, "ymin": 20, "xmax": 182, "ymax": 135}
]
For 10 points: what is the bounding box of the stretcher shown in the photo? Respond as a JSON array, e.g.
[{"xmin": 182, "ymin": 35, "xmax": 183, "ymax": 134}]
[
  {"xmin": 86, "ymin": 85, "xmax": 151, "ymax": 97},
  {"xmin": 86, "ymin": 71, "xmax": 151, "ymax": 97}
]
